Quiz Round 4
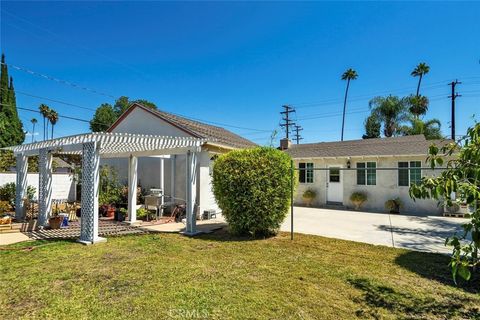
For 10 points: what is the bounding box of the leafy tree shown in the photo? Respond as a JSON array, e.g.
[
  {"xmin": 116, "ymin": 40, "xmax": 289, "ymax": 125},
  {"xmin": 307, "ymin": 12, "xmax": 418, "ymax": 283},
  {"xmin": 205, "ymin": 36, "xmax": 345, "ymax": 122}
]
[
  {"xmin": 406, "ymin": 94, "xmax": 429, "ymax": 119},
  {"xmin": 400, "ymin": 118, "xmax": 443, "ymax": 140},
  {"xmin": 368, "ymin": 95, "xmax": 408, "ymax": 137},
  {"xmin": 212, "ymin": 147, "xmax": 295, "ymax": 237},
  {"xmin": 30, "ymin": 118, "xmax": 37, "ymax": 143},
  {"xmin": 0, "ymin": 54, "xmax": 25, "ymax": 147},
  {"xmin": 410, "ymin": 123, "xmax": 480, "ymax": 284},
  {"xmin": 341, "ymin": 68, "xmax": 358, "ymax": 141},
  {"xmin": 90, "ymin": 103, "xmax": 117, "ymax": 132},
  {"xmin": 113, "ymin": 96, "xmax": 157, "ymax": 117},
  {"xmin": 362, "ymin": 114, "xmax": 381, "ymax": 139},
  {"xmin": 411, "ymin": 62, "xmax": 430, "ymax": 96}
]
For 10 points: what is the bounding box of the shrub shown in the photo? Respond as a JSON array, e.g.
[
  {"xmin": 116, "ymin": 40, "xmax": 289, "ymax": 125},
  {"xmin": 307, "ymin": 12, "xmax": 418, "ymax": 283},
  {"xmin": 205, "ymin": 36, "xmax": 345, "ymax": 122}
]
[
  {"xmin": 350, "ymin": 192, "xmax": 367, "ymax": 210},
  {"xmin": 0, "ymin": 182, "xmax": 36, "ymax": 208},
  {"xmin": 385, "ymin": 197, "xmax": 402, "ymax": 213},
  {"xmin": 302, "ymin": 189, "xmax": 316, "ymax": 206},
  {"xmin": 212, "ymin": 147, "xmax": 295, "ymax": 237},
  {"xmin": 99, "ymin": 165, "xmax": 122, "ymax": 205}
]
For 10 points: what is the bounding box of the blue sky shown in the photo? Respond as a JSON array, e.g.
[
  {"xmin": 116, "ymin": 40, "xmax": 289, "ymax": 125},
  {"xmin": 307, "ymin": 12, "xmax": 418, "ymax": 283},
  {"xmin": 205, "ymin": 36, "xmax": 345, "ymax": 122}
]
[{"xmin": 1, "ymin": 1, "xmax": 479, "ymax": 145}]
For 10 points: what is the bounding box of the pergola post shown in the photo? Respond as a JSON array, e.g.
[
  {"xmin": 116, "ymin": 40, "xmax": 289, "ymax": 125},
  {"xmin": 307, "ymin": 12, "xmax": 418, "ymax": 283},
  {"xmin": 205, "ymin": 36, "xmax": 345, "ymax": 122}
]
[
  {"xmin": 128, "ymin": 154, "xmax": 138, "ymax": 224},
  {"xmin": 185, "ymin": 150, "xmax": 199, "ymax": 235},
  {"xmin": 38, "ymin": 149, "xmax": 52, "ymax": 228},
  {"xmin": 79, "ymin": 141, "xmax": 105, "ymax": 244},
  {"xmin": 159, "ymin": 157, "xmax": 164, "ymax": 214},
  {"xmin": 170, "ymin": 155, "xmax": 176, "ymax": 200},
  {"xmin": 15, "ymin": 154, "xmax": 28, "ymax": 221}
]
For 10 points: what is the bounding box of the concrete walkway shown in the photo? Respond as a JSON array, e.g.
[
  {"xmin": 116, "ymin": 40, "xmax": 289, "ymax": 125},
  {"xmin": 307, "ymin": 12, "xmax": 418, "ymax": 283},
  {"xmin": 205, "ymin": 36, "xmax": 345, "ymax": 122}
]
[{"xmin": 281, "ymin": 206, "xmax": 468, "ymax": 254}]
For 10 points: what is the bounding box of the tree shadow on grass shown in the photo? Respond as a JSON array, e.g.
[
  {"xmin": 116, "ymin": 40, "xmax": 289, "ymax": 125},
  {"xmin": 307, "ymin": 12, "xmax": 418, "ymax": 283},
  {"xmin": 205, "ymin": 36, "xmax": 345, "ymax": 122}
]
[
  {"xmin": 348, "ymin": 277, "xmax": 480, "ymax": 319},
  {"xmin": 194, "ymin": 226, "xmax": 276, "ymax": 243},
  {"xmin": 395, "ymin": 250, "xmax": 480, "ymax": 294}
]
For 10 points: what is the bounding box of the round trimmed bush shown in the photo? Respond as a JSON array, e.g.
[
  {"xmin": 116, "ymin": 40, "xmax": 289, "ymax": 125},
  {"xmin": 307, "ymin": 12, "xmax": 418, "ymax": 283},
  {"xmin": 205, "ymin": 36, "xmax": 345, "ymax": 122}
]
[{"xmin": 212, "ymin": 147, "xmax": 295, "ymax": 237}]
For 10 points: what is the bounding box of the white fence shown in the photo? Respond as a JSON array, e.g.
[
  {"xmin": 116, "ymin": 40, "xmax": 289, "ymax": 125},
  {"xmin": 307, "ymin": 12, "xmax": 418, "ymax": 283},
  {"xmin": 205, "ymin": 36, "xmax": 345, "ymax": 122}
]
[{"xmin": 0, "ymin": 172, "xmax": 77, "ymax": 202}]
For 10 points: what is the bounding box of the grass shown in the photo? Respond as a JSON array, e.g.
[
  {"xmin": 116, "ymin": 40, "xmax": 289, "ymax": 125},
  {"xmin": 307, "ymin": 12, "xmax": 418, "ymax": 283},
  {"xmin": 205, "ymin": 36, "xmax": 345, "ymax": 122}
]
[{"xmin": 1, "ymin": 229, "xmax": 479, "ymax": 320}]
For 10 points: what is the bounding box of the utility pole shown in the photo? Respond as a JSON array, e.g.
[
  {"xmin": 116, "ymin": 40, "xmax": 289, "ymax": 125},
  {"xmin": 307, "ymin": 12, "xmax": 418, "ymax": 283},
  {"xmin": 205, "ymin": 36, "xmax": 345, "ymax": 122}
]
[
  {"xmin": 279, "ymin": 105, "xmax": 296, "ymax": 140},
  {"xmin": 448, "ymin": 80, "xmax": 461, "ymax": 140},
  {"xmin": 293, "ymin": 125, "xmax": 303, "ymax": 144}
]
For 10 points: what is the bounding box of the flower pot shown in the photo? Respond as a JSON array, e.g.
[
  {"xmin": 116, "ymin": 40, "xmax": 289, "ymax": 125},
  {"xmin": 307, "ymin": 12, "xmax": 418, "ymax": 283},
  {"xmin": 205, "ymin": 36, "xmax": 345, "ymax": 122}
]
[
  {"xmin": 303, "ymin": 197, "xmax": 314, "ymax": 207},
  {"xmin": 106, "ymin": 207, "xmax": 115, "ymax": 218},
  {"xmin": 49, "ymin": 216, "xmax": 63, "ymax": 229}
]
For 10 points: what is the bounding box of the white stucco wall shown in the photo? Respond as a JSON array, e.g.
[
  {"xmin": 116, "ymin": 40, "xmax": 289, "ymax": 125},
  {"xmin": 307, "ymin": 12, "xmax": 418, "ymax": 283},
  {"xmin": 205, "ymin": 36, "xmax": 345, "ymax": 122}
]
[
  {"xmin": 104, "ymin": 106, "xmax": 221, "ymax": 216},
  {"xmin": 293, "ymin": 155, "xmax": 444, "ymax": 216},
  {"xmin": 0, "ymin": 172, "xmax": 76, "ymax": 201}
]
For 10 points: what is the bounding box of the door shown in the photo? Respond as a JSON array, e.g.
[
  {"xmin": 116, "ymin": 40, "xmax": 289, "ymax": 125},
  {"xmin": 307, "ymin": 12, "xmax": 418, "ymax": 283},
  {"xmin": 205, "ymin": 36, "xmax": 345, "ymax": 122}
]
[{"xmin": 327, "ymin": 166, "xmax": 343, "ymax": 204}]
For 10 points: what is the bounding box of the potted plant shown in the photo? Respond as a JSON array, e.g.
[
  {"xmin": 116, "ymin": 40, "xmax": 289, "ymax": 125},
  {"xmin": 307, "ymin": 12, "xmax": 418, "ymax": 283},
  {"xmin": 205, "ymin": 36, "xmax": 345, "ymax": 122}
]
[
  {"xmin": 385, "ymin": 197, "xmax": 402, "ymax": 214},
  {"xmin": 98, "ymin": 166, "xmax": 122, "ymax": 218},
  {"xmin": 302, "ymin": 189, "xmax": 316, "ymax": 207},
  {"xmin": 115, "ymin": 208, "xmax": 128, "ymax": 222},
  {"xmin": 350, "ymin": 192, "xmax": 367, "ymax": 210},
  {"xmin": 136, "ymin": 207, "xmax": 151, "ymax": 221}
]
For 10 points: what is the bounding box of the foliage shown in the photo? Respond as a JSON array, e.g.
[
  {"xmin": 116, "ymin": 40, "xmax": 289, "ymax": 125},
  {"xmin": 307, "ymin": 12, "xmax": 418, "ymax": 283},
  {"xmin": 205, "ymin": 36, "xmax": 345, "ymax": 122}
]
[
  {"xmin": 350, "ymin": 192, "xmax": 368, "ymax": 210},
  {"xmin": 0, "ymin": 53, "xmax": 25, "ymax": 148},
  {"xmin": 302, "ymin": 189, "xmax": 316, "ymax": 199},
  {"xmin": 368, "ymin": 95, "xmax": 408, "ymax": 137},
  {"xmin": 0, "ymin": 200, "xmax": 12, "ymax": 214},
  {"xmin": 99, "ymin": 166, "xmax": 122, "ymax": 205},
  {"xmin": 400, "ymin": 118, "xmax": 443, "ymax": 140},
  {"xmin": 385, "ymin": 198, "xmax": 402, "ymax": 213},
  {"xmin": 0, "ymin": 182, "xmax": 36, "ymax": 207},
  {"xmin": 411, "ymin": 62, "xmax": 430, "ymax": 96},
  {"xmin": 410, "ymin": 123, "xmax": 480, "ymax": 283},
  {"xmin": 90, "ymin": 103, "xmax": 117, "ymax": 132},
  {"xmin": 362, "ymin": 114, "xmax": 381, "ymax": 139},
  {"xmin": 39, "ymin": 104, "xmax": 50, "ymax": 141},
  {"xmin": 136, "ymin": 207, "xmax": 153, "ymax": 220},
  {"xmin": 212, "ymin": 147, "xmax": 295, "ymax": 237},
  {"xmin": 47, "ymin": 109, "xmax": 59, "ymax": 139},
  {"xmin": 113, "ymin": 96, "xmax": 157, "ymax": 117},
  {"xmin": 406, "ymin": 94, "xmax": 429, "ymax": 118}
]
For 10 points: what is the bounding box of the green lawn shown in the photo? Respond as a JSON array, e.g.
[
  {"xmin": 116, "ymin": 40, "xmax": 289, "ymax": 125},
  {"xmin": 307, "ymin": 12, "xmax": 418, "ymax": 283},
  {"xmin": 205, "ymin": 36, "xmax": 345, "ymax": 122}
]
[{"xmin": 1, "ymin": 229, "xmax": 479, "ymax": 319}]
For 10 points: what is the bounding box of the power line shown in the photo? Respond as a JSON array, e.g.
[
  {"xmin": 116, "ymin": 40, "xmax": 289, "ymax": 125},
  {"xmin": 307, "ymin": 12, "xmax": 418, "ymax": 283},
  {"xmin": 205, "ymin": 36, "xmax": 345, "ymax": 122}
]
[{"xmin": 1, "ymin": 62, "xmax": 116, "ymax": 98}]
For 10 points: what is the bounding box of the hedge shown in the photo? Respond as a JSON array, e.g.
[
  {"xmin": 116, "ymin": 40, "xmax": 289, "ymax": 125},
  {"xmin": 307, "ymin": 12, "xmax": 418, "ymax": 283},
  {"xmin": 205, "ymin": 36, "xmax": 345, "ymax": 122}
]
[{"xmin": 212, "ymin": 147, "xmax": 295, "ymax": 237}]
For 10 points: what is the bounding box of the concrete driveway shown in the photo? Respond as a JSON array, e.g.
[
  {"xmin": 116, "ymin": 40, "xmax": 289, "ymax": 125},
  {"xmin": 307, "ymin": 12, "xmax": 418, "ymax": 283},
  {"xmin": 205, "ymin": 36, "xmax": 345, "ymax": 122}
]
[{"xmin": 281, "ymin": 206, "xmax": 468, "ymax": 254}]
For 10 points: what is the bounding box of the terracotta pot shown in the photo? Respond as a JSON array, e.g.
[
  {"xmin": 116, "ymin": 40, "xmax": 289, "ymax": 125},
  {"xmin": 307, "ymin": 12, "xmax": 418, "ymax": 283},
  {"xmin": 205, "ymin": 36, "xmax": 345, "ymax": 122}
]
[{"xmin": 106, "ymin": 207, "xmax": 115, "ymax": 218}]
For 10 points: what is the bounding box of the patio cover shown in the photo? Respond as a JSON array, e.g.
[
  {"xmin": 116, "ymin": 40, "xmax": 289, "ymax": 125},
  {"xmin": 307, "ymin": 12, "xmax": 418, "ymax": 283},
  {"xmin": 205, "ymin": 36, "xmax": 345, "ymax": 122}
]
[{"xmin": 3, "ymin": 132, "xmax": 208, "ymax": 244}]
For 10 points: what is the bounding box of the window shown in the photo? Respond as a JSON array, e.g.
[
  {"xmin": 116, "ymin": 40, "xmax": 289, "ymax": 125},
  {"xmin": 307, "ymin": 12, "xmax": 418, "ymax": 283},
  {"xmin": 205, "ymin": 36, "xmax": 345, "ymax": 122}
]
[
  {"xmin": 299, "ymin": 162, "xmax": 314, "ymax": 183},
  {"xmin": 329, "ymin": 168, "xmax": 340, "ymax": 182},
  {"xmin": 398, "ymin": 161, "xmax": 422, "ymax": 186},
  {"xmin": 357, "ymin": 162, "xmax": 376, "ymax": 185}
]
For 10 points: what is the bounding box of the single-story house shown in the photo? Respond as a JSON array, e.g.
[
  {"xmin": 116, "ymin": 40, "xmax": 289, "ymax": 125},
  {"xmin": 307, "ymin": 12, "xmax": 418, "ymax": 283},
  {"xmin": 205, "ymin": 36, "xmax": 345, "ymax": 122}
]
[
  {"xmin": 282, "ymin": 135, "xmax": 453, "ymax": 215},
  {"xmin": 104, "ymin": 103, "xmax": 257, "ymax": 215}
]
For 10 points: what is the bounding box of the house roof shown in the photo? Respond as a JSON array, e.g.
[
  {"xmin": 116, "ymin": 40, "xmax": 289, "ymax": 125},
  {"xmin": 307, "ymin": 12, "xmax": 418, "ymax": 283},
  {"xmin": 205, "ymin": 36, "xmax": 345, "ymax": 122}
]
[
  {"xmin": 285, "ymin": 135, "xmax": 453, "ymax": 159},
  {"xmin": 108, "ymin": 103, "xmax": 257, "ymax": 149}
]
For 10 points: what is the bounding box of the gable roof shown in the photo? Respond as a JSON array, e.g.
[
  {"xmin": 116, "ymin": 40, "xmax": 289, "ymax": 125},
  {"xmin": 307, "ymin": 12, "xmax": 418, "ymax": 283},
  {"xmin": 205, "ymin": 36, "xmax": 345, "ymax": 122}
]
[
  {"xmin": 285, "ymin": 135, "xmax": 453, "ymax": 159},
  {"xmin": 108, "ymin": 103, "xmax": 257, "ymax": 149}
]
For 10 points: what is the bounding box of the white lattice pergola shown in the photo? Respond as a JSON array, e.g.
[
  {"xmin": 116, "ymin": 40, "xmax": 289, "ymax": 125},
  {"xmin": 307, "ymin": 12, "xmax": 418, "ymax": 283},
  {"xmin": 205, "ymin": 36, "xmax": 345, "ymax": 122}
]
[{"xmin": 4, "ymin": 132, "xmax": 207, "ymax": 244}]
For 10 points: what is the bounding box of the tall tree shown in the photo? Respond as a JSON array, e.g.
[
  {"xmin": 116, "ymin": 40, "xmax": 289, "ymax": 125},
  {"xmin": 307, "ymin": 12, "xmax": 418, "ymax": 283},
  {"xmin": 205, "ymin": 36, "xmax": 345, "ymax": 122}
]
[
  {"xmin": 399, "ymin": 118, "xmax": 443, "ymax": 140},
  {"xmin": 411, "ymin": 62, "xmax": 430, "ymax": 96},
  {"xmin": 340, "ymin": 68, "xmax": 358, "ymax": 141},
  {"xmin": 406, "ymin": 94, "xmax": 429, "ymax": 119},
  {"xmin": 90, "ymin": 103, "xmax": 117, "ymax": 132},
  {"xmin": 39, "ymin": 104, "xmax": 50, "ymax": 141},
  {"xmin": 113, "ymin": 96, "xmax": 157, "ymax": 117},
  {"xmin": 362, "ymin": 114, "xmax": 381, "ymax": 139},
  {"xmin": 369, "ymin": 95, "xmax": 408, "ymax": 137},
  {"xmin": 48, "ymin": 109, "xmax": 59, "ymax": 139},
  {"xmin": 0, "ymin": 54, "xmax": 25, "ymax": 147},
  {"xmin": 30, "ymin": 118, "xmax": 37, "ymax": 143}
]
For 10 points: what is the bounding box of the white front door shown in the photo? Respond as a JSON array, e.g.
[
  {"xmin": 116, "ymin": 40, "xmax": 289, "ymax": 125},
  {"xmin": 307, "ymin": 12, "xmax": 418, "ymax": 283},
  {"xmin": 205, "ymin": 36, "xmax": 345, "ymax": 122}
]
[{"xmin": 327, "ymin": 166, "xmax": 343, "ymax": 204}]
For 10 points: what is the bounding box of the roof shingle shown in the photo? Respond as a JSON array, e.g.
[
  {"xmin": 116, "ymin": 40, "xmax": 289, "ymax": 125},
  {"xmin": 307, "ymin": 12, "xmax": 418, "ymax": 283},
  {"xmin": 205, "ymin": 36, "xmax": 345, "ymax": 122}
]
[{"xmin": 285, "ymin": 135, "xmax": 452, "ymax": 158}]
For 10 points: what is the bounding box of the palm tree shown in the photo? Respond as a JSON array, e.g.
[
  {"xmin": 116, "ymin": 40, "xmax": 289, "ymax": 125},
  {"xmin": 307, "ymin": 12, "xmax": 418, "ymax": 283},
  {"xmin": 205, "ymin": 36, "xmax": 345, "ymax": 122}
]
[
  {"xmin": 400, "ymin": 118, "xmax": 442, "ymax": 140},
  {"xmin": 407, "ymin": 94, "xmax": 429, "ymax": 119},
  {"xmin": 48, "ymin": 109, "xmax": 59, "ymax": 139},
  {"xmin": 369, "ymin": 95, "xmax": 408, "ymax": 137},
  {"xmin": 39, "ymin": 104, "xmax": 50, "ymax": 141},
  {"xmin": 340, "ymin": 68, "xmax": 358, "ymax": 141},
  {"xmin": 30, "ymin": 118, "xmax": 37, "ymax": 143},
  {"xmin": 411, "ymin": 62, "xmax": 430, "ymax": 96}
]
